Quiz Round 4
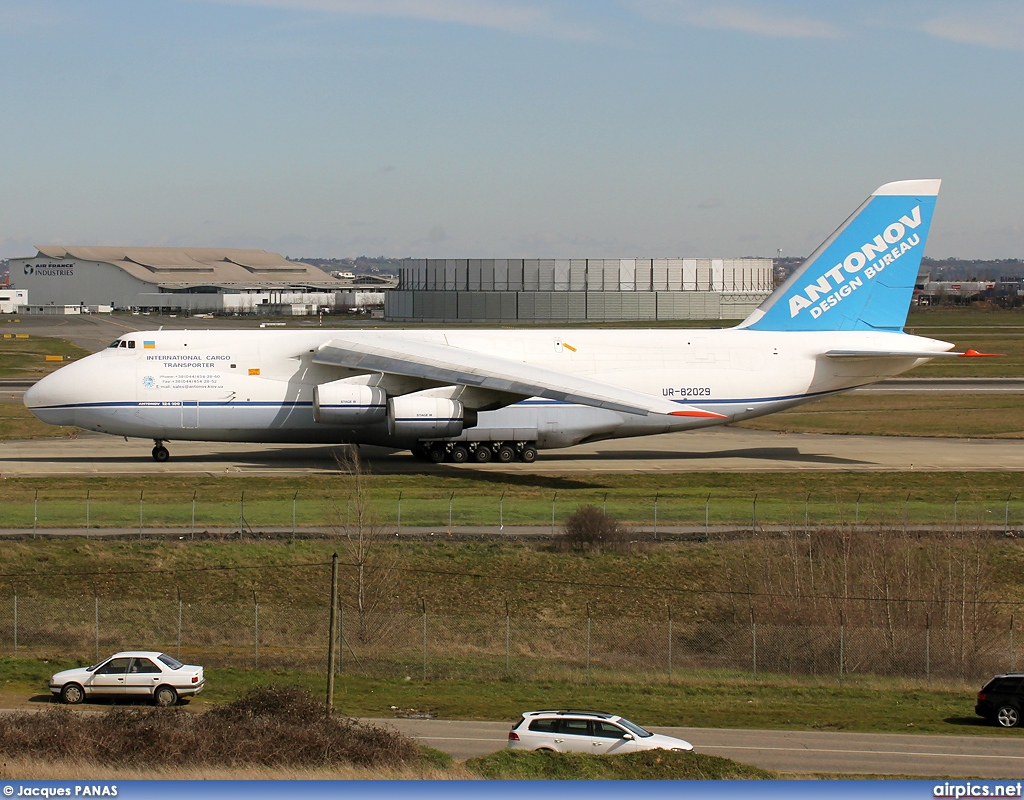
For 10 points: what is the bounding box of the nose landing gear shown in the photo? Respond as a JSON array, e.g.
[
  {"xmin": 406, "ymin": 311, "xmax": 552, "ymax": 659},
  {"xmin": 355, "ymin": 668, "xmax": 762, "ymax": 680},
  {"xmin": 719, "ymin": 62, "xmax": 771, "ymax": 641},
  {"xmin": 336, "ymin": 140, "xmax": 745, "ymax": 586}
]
[{"xmin": 151, "ymin": 441, "xmax": 170, "ymax": 462}]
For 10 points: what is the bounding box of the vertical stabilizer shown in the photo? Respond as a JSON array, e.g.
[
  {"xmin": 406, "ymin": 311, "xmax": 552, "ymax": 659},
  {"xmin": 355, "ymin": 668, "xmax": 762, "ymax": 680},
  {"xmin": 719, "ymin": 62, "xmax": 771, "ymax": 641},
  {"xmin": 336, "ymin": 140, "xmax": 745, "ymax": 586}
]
[{"xmin": 741, "ymin": 179, "xmax": 940, "ymax": 332}]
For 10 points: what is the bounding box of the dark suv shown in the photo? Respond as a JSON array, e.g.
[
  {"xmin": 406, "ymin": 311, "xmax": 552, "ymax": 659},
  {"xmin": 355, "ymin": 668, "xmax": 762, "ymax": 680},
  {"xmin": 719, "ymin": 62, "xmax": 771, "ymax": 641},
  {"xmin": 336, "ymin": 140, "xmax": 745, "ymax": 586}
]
[{"xmin": 975, "ymin": 674, "xmax": 1024, "ymax": 727}]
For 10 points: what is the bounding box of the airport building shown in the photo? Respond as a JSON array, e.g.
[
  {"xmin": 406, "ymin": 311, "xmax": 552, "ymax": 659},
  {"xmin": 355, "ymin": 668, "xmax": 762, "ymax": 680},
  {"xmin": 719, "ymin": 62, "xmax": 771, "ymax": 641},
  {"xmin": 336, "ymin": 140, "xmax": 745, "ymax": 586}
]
[
  {"xmin": 9, "ymin": 246, "xmax": 385, "ymax": 314},
  {"xmin": 386, "ymin": 258, "xmax": 774, "ymax": 322}
]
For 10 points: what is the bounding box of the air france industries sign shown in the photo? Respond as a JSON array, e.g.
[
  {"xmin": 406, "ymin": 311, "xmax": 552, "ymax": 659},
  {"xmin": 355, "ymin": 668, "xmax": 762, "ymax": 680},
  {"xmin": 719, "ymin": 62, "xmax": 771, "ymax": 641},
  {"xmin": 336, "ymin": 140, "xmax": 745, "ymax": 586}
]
[
  {"xmin": 25, "ymin": 263, "xmax": 74, "ymax": 278},
  {"xmin": 788, "ymin": 205, "xmax": 923, "ymax": 320}
]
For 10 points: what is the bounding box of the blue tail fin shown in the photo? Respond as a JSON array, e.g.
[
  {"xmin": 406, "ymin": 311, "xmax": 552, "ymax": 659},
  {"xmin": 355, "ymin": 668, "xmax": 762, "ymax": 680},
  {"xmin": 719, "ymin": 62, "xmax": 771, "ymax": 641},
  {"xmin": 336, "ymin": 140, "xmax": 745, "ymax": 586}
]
[{"xmin": 741, "ymin": 179, "xmax": 940, "ymax": 332}]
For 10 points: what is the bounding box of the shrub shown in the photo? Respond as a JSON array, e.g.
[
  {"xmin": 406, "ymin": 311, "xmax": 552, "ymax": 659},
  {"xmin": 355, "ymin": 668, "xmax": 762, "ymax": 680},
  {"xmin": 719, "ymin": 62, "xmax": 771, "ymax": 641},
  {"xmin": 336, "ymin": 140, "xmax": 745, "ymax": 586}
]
[{"xmin": 560, "ymin": 505, "xmax": 631, "ymax": 554}]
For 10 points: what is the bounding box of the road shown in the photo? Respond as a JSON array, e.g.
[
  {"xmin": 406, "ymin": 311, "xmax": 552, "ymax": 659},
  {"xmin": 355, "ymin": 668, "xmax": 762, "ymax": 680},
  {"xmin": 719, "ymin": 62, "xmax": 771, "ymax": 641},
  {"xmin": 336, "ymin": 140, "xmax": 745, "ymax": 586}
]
[
  {"xmin": 0, "ymin": 425, "xmax": 1022, "ymax": 477},
  {"xmin": 367, "ymin": 718, "xmax": 1024, "ymax": 777}
]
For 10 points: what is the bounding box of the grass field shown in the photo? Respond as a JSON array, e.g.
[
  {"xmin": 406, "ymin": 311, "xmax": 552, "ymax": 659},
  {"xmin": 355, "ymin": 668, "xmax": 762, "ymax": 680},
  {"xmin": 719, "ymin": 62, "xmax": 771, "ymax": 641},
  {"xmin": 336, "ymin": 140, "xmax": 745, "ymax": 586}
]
[
  {"xmin": 0, "ymin": 657, "xmax": 1010, "ymax": 738},
  {"xmin": 0, "ymin": 329, "xmax": 89, "ymax": 379},
  {"xmin": 2, "ymin": 471, "xmax": 1024, "ymax": 531}
]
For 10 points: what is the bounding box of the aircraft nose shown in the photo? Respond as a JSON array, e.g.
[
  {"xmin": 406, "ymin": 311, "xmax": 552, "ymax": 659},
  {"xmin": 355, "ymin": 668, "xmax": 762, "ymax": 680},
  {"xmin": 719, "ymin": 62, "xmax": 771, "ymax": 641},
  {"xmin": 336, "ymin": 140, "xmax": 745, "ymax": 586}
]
[{"xmin": 24, "ymin": 367, "xmax": 79, "ymax": 425}]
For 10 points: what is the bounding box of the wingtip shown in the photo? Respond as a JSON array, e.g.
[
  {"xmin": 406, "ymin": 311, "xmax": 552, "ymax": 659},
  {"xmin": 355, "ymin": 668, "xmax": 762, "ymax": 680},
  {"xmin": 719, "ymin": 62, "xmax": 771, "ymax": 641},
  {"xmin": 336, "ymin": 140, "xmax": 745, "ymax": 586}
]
[
  {"xmin": 670, "ymin": 410, "xmax": 729, "ymax": 419},
  {"xmin": 960, "ymin": 349, "xmax": 1003, "ymax": 357}
]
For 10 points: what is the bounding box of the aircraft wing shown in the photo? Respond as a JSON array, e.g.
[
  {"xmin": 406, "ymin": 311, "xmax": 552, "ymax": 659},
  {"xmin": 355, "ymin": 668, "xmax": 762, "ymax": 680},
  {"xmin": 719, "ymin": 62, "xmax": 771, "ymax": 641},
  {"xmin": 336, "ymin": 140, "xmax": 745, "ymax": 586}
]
[
  {"xmin": 824, "ymin": 349, "xmax": 998, "ymax": 359},
  {"xmin": 312, "ymin": 334, "xmax": 725, "ymax": 419}
]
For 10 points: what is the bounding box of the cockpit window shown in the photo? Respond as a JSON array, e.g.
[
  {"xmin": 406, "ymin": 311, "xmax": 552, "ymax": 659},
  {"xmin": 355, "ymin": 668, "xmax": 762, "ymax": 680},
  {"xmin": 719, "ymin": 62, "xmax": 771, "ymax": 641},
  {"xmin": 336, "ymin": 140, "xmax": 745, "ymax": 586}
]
[
  {"xmin": 108, "ymin": 340, "xmax": 120, "ymax": 348},
  {"xmin": 128, "ymin": 340, "xmax": 136, "ymax": 349}
]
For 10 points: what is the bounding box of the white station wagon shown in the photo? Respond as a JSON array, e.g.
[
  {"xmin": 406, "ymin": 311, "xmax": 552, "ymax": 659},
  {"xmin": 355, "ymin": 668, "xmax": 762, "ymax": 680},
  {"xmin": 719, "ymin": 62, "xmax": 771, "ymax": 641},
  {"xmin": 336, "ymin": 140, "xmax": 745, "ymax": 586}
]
[
  {"xmin": 49, "ymin": 651, "xmax": 205, "ymax": 707},
  {"xmin": 507, "ymin": 710, "xmax": 693, "ymax": 754}
]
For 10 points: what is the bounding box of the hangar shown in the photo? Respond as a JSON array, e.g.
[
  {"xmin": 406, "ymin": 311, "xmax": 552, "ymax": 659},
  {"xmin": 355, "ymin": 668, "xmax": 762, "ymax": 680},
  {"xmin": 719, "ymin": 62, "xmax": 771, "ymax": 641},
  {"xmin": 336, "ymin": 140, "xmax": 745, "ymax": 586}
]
[
  {"xmin": 386, "ymin": 257, "xmax": 773, "ymax": 322},
  {"xmin": 10, "ymin": 246, "xmax": 363, "ymax": 314}
]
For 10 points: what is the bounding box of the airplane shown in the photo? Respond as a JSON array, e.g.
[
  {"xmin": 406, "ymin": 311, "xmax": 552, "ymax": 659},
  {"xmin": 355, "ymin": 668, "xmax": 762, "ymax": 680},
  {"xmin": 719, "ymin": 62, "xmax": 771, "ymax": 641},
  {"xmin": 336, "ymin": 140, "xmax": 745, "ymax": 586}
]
[{"xmin": 24, "ymin": 179, "xmax": 990, "ymax": 465}]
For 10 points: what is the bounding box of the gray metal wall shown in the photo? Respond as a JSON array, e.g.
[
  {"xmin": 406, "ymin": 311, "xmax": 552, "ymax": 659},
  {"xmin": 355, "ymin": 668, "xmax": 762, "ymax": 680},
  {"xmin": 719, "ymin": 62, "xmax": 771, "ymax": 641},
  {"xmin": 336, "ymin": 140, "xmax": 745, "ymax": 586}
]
[
  {"xmin": 389, "ymin": 258, "xmax": 773, "ymax": 321},
  {"xmin": 10, "ymin": 258, "xmax": 160, "ymax": 310}
]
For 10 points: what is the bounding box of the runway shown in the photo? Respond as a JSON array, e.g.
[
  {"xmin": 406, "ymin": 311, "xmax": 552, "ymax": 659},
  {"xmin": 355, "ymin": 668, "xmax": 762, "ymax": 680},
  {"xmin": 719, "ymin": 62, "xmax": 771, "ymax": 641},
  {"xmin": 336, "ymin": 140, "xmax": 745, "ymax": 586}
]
[
  {"xmin": 368, "ymin": 718, "xmax": 1024, "ymax": 777},
  {"xmin": 0, "ymin": 425, "xmax": 1022, "ymax": 476}
]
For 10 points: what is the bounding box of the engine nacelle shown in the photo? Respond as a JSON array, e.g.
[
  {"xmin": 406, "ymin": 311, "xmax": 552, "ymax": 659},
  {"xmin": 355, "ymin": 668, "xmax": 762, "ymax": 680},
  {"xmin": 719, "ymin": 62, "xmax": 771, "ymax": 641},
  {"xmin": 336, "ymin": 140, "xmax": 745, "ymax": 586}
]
[
  {"xmin": 313, "ymin": 381, "xmax": 386, "ymax": 425},
  {"xmin": 388, "ymin": 396, "xmax": 466, "ymax": 439}
]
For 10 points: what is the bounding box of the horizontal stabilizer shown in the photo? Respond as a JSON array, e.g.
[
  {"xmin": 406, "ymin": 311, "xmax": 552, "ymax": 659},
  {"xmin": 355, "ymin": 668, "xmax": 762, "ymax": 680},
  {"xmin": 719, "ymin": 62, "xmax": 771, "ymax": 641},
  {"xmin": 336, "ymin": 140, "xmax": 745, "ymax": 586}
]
[
  {"xmin": 313, "ymin": 334, "xmax": 726, "ymax": 419},
  {"xmin": 824, "ymin": 349, "xmax": 999, "ymax": 359}
]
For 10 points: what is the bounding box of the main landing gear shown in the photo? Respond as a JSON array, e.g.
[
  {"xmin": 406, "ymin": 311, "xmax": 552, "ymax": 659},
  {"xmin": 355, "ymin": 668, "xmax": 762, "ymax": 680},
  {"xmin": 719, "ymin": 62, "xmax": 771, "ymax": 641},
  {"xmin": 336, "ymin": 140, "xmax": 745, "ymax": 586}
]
[
  {"xmin": 413, "ymin": 441, "xmax": 538, "ymax": 464},
  {"xmin": 151, "ymin": 440, "xmax": 170, "ymax": 462}
]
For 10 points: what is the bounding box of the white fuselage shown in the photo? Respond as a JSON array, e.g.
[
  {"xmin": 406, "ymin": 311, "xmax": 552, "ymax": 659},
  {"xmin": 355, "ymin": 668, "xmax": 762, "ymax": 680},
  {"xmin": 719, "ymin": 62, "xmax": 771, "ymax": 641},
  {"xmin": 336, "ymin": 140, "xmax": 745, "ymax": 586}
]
[{"xmin": 25, "ymin": 327, "xmax": 950, "ymax": 450}]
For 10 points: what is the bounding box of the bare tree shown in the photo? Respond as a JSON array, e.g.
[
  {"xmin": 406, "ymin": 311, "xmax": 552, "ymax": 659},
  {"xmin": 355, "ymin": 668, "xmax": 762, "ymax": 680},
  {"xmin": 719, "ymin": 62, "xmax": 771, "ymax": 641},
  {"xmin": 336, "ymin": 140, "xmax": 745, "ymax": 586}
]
[{"xmin": 332, "ymin": 448, "xmax": 402, "ymax": 646}]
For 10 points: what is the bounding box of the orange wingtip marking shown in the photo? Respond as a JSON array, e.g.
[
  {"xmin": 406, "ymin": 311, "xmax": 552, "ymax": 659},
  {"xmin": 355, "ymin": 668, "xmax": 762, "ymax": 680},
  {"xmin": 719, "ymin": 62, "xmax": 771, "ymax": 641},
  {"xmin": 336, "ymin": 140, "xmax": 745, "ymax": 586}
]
[
  {"xmin": 961, "ymin": 349, "xmax": 1002, "ymax": 357},
  {"xmin": 563, "ymin": 343, "xmax": 577, "ymax": 352},
  {"xmin": 670, "ymin": 410, "xmax": 728, "ymax": 419}
]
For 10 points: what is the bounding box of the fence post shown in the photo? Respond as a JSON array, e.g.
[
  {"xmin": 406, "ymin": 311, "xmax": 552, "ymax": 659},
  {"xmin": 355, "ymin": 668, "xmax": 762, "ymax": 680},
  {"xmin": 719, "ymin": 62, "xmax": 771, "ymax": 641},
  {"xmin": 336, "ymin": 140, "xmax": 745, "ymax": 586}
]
[
  {"xmin": 585, "ymin": 603, "xmax": 592, "ymax": 684},
  {"xmin": 421, "ymin": 599, "xmax": 427, "ymax": 681},
  {"xmin": 252, "ymin": 590, "xmax": 259, "ymax": 669},
  {"xmin": 804, "ymin": 493, "xmax": 810, "ymax": 535},
  {"xmin": 667, "ymin": 605, "xmax": 673, "ymax": 678},
  {"xmin": 1005, "ymin": 494, "xmax": 1012, "ymax": 535},
  {"xmin": 925, "ymin": 612, "xmax": 931, "ymax": 680},
  {"xmin": 191, "ymin": 489, "xmax": 197, "ymax": 540},
  {"xmin": 1011, "ymin": 615, "xmax": 1015, "ymax": 672},
  {"xmin": 94, "ymin": 595, "xmax": 100, "ymax": 662},
  {"xmin": 327, "ymin": 553, "xmax": 339, "ymax": 712},
  {"xmin": 396, "ymin": 491, "xmax": 402, "ymax": 535},
  {"xmin": 138, "ymin": 490, "xmax": 144, "ymax": 539},
  {"xmin": 33, "ymin": 490, "xmax": 38, "ymax": 538},
  {"xmin": 953, "ymin": 492, "xmax": 959, "ymax": 531},
  {"xmin": 85, "ymin": 490, "xmax": 90, "ymax": 531},
  {"xmin": 838, "ymin": 609, "xmax": 844, "ymax": 679},
  {"xmin": 292, "ymin": 490, "xmax": 298, "ymax": 538},
  {"xmin": 13, "ymin": 593, "xmax": 17, "ymax": 654},
  {"xmin": 653, "ymin": 493, "xmax": 659, "ymax": 540},
  {"xmin": 448, "ymin": 491, "xmax": 455, "ymax": 534},
  {"xmin": 751, "ymin": 493, "xmax": 757, "ymax": 535},
  {"xmin": 176, "ymin": 588, "xmax": 182, "ymax": 661},
  {"xmin": 704, "ymin": 493, "xmax": 710, "ymax": 538},
  {"xmin": 499, "ymin": 491, "xmax": 505, "ymax": 534},
  {"xmin": 504, "ymin": 599, "xmax": 511, "ymax": 679},
  {"xmin": 338, "ymin": 603, "xmax": 344, "ymax": 675},
  {"xmin": 551, "ymin": 493, "xmax": 557, "ymax": 536},
  {"xmin": 855, "ymin": 492, "xmax": 861, "ymax": 526},
  {"xmin": 751, "ymin": 619, "xmax": 757, "ymax": 679},
  {"xmin": 239, "ymin": 491, "xmax": 245, "ymax": 538}
]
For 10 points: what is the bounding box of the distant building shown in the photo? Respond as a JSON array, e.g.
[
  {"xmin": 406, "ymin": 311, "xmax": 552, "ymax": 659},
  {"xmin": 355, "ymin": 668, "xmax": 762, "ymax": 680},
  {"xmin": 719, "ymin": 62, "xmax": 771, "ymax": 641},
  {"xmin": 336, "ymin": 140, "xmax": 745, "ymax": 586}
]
[
  {"xmin": 0, "ymin": 288, "xmax": 27, "ymax": 314},
  {"xmin": 9, "ymin": 246, "xmax": 390, "ymax": 314},
  {"xmin": 387, "ymin": 257, "xmax": 774, "ymax": 322}
]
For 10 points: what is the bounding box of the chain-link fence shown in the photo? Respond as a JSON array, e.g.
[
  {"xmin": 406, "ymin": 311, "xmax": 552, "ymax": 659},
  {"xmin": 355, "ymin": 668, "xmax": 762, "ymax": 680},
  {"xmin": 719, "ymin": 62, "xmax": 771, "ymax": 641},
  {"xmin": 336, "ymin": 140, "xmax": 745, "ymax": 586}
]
[{"xmin": 1, "ymin": 593, "xmax": 1016, "ymax": 683}]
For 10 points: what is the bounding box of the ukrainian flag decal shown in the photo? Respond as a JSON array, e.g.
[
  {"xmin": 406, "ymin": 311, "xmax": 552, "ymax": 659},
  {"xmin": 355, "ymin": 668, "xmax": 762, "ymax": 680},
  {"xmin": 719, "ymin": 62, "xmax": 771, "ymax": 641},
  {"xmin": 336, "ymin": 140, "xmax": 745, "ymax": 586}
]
[{"xmin": 143, "ymin": 341, "xmax": 155, "ymax": 349}]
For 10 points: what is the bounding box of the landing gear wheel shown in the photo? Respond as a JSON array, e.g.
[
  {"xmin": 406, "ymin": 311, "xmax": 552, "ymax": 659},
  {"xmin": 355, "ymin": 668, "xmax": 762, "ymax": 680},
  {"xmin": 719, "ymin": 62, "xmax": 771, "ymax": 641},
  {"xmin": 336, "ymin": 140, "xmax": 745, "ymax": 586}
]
[
  {"xmin": 997, "ymin": 705, "xmax": 1020, "ymax": 728},
  {"xmin": 520, "ymin": 445, "xmax": 538, "ymax": 463},
  {"xmin": 152, "ymin": 445, "xmax": 170, "ymax": 463},
  {"xmin": 428, "ymin": 446, "xmax": 446, "ymax": 464},
  {"xmin": 496, "ymin": 445, "xmax": 516, "ymax": 464},
  {"xmin": 450, "ymin": 445, "xmax": 469, "ymax": 463},
  {"xmin": 474, "ymin": 446, "xmax": 493, "ymax": 463}
]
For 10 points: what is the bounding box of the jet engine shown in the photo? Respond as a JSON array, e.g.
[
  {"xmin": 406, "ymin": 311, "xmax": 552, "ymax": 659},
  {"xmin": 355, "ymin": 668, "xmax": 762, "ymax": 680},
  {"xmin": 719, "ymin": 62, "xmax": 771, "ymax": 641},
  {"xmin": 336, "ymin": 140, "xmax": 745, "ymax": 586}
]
[
  {"xmin": 313, "ymin": 381, "xmax": 387, "ymax": 425},
  {"xmin": 388, "ymin": 395, "xmax": 477, "ymax": 439}
]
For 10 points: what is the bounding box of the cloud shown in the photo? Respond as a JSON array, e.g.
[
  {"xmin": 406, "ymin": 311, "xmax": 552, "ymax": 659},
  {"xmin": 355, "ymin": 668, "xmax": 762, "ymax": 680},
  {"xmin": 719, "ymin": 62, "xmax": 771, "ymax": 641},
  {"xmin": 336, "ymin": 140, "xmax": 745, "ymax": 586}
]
[
  {"xmin": 204, "ymin": 0, "xmax": 600, "ymax": 41},
  {"xmin": 627, "ymin": 0, "xmax": 841, "ymax": 39},
  {"xmin": 923, "ymin": 6, "xmax": 1024, "ymax": 51}
]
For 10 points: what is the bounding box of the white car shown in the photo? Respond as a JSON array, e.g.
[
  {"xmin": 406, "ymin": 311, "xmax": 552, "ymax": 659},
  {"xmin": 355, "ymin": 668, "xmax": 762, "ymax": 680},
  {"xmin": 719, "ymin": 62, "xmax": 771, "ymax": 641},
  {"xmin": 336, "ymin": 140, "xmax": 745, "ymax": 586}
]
[
  {"xmin": 49, "ymin": 651, "xmax": 205, "ymax": 707},
  {"xmin": 507, "ymin": 710, "xmax": 693, "ymax": 754}
]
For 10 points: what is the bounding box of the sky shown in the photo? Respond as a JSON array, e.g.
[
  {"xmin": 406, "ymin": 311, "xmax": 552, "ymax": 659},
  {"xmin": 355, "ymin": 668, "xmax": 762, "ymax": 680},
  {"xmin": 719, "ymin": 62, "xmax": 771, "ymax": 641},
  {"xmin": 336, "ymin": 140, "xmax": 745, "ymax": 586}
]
[{"xmin": 2, "ymin": 0, "xmax": 1024, "ymax": 261}]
